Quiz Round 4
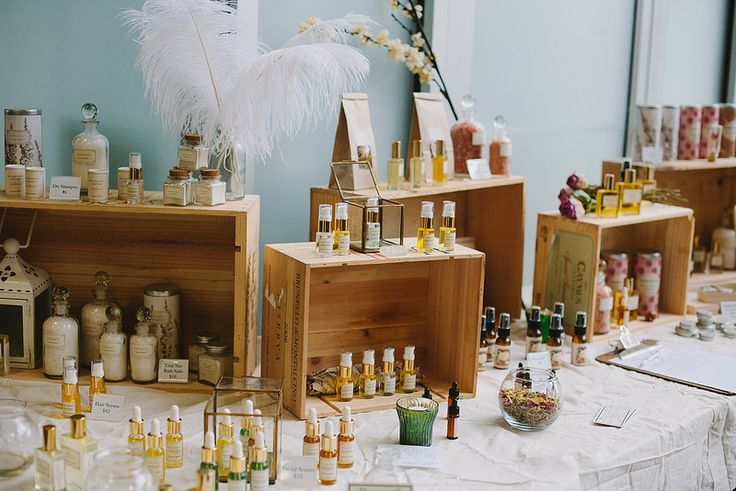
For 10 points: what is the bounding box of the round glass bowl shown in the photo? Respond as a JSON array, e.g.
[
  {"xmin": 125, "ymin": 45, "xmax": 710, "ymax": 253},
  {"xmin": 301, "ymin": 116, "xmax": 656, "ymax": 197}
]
[
  {"xmin": 86, "ymin": 447, "xmax": 157, "ymax": 490},
  {"xmin": 0, "ymin": 398, "xmax": 39, "ymax": 477},
  {"xmin": 395, "ymin": 396, "xmax": 439, "ymax": 446},
  {"xmin": 498, "ymin": 367, "xmax": 562, "ymax": 431}
]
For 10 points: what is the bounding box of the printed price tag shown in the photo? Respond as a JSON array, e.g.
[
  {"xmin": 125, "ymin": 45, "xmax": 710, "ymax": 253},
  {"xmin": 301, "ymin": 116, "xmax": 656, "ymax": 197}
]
[
  {"xmin": 466, "ymin": 158, "xmax": 492, "ymax": 180},
  {"xmin": 280, "ymin": 456, "xmax": 318, "ymax": 486},
  {"xmin": 49, "ymin": 176, "xmax": 81, "ymax": 200},
  {"xmin": 158, "ymin": 359, "xmax": 189, "ymax": 383},
  {"xmin": 720, "ymin": 301, "xmax": 736, "ymax": 319},
  {"xmin": 89, "ymin": 393, "xmax": 125, "ymax": 422},
  {"xmin": 526, "ymin": 351, "xmax": 552, "ymax": 369}
]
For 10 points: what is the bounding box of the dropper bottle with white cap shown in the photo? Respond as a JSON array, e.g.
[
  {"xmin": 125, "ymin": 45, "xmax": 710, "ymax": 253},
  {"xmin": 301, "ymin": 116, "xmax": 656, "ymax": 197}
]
[
  {"xmin": 239, "ymin": 399, "xmax": 254, "ymax": 453},
  {"xmin": 334, "ymin": 202, "xmax": 350, "ymax": 256},
  {"xmin": 249, "ymin": 430, "xmax": 270, "ymax": 491},
  {"xmin": 165, "ymin": 404, "xmax": 184, "ymax": 468},
  {"xmin": 400, "ymin": 345, "xmax": 417, "ymax": 393},
  {"xmin": 145, "ymin": 418, "xmax": 165, "ymax": 483},
  {"xmin": 228, "ymin": 439, "xmax": 247, "ymax": 490},
  {"xmin": 315, "ymin": 203, "xmax": 334, "ymax": 258},
  {"xmin": 417, "ymin": 201, "xmax": 436, "ymax": 252},
  {"xmin": 439, "ymin": 200, "xmax": 456, "ymax": 251},
  {"xmin": 337, "ymin": 351, "xmax": 354, "ymax": 402},
  {"xmin": 364, "ymin": 196, "xmax": 382, "ymax": 252},
  {"xmin": 200, "ymin": 431, "xmax": 219, "ymax": 489},
  {"xmin": 337, "ymin": 405, "xmax": 355, "ymax": 468},
  {"xmin": 216, "ymin": 408, "xmax": 235, "ymax": 479},
  {"xmin": 126, "ymin": 152, "xmax": 144, "ymax": 204},
  {"xmin": 302, "ymin": 407, "xmax": 320, "ymax": 462},
  {"xmin": 380, "ymin": 347, "xmax": 397, "ymax": 396},
  {"xmin": 359, "ymin": 348, "xmax": 377, "ymax": 399},
  {"xmin": 128, "ymin": 405, "xmax": 146, "ymax": 456},
  {"xmin": 247, "ymin": 409, "xmax": 265, "ymax": 481},
  {"xmin": 318, "ymin": 421, "xmax": 337, "ymax": 485}
]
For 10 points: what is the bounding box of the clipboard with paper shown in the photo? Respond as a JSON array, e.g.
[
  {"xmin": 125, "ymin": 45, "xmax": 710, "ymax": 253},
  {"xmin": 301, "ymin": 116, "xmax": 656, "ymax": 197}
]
[{"xmin": 596, "ymin": 339, "xmax": 736, "ymax": 396}]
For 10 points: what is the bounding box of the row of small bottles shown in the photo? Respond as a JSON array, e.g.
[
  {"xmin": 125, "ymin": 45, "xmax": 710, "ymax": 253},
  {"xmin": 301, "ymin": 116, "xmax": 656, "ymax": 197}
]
[
  {"xmin": 385, "ymin": 139, "xmax": 448, "ymax": 190},
  {"xmin": 595, "ymin": 265, "xmax": 640, "ymax": 335},
  {"xmin": 596, "ymin": 164, "xmax": 656, "ymax": 218},
  {"xmin": 302, "ymin": 406, "xmax": 356, "ymax": 485},
  {"xmin": 335, "ymin": 346, "xmax": 419, "ymax": 400}
]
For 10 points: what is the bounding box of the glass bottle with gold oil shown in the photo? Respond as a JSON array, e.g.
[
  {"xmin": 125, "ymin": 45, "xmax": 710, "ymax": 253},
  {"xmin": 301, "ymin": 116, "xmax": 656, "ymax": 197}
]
[
  {"xmin": 417, "ymin": 201, "xmax": 436, "ymax": 252},
  {"xmin": 432, "ymin": 139, "xmax": 447, "ymax": 186},
  {"xmin": 217, "ymin": 408, "xmax": 235, "ymax": 480},
  {"xmin": 315, "ymin": 204, "xmax": 333, "ymax": 258},
  {"xmin": 128, "ymin": 405, "xmax": 146, "ymax": 457},
  {"xmin": 637, "ymin": 164, "xmax": 656, "ymax": 196},
  {"xmin": 410, "ymin": 139, "xmax": 424, "ymax": 189},
  {"xmin": 145, "ymin": 418, "xmax": 165, "ymax": 484},
  {"xmin": 380, "ymin": 347, "xmax": 397, "ymax": 396},
  {"xmin": 337, "ymin": 352, "xmax": 354, "ymax": 402},
  {"xmin": 166, "ymin": 405, "xmax": 184, "ymax": 469},
  {"xmin": 617, "ymin": 168, "xmax": 642, "ymax": 215},
  {"xmin": 439, "ymin": 200, "xmax": 456, "ymax": 252},
  {"xmin": 359, "ymin": 349, "xmax": 377, "ymax": 399},
  {"xmin": 626, "ymin": 278, "xmax": 639, "ymax": 322},
  {"xmin": 387, "ymin": 140, "xmax": 403, "ymax": 191},
  {"xmin": 596, "ymin": 174, "xmax": 620, "ymax": 218},
  {"xmin": 337, "ymin": 405, "xmax": 355, "ymax": 469},
  {"xmin": 333, "ymin": 202, "xmax": 350, "ymax": 256},
  {"xmin": 399, "ymin": 345, "xmax": 417, "ymax": 393},
  {"xmin": 318, "ymin": 421, "xmax": 337, "ymax": 486},
  {"xmin": 364, "ymin": 197, "xmax": 382, "ymax": 252},
  {"xmin": 61, "ymin": 415, "xmax": 98, "ymax": 490},
  {"xmin": 61, "ymin": 358, "xmax": 81, "ymax": 418},
  {"xmin": 87, "ymin": 359, "xmax": 107, "ymax": 411},
  {"xmin": 614, "ymin": 285, "xmax": 629, "ymax": 327},
  {"xmin": 302, "ymin": 407, "xmax": 320, "ymax": 463}
]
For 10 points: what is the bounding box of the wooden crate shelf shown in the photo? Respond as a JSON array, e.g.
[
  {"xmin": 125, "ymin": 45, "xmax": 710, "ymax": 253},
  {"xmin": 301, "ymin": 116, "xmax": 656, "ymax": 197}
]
[
  {"xmin": 532, "ymin": 203, "xmax": 694, "ymax": 339},
  {"xmin": 310, "ymin": 176, "xmax": 524, "ymax": 318},
  {"xmin": 261, "ymin": 239, "xmax": 484, "ymax": 419},
  {"xmin": 0, "ymin": 190, "xmax": 260, "ymax": 378}
]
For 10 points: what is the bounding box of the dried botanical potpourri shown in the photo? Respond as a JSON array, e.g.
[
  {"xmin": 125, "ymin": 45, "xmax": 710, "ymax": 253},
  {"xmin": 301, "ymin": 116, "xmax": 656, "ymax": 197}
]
[{"xmin": 499, "ymin": 387, "xmax": 561, "ymax": 428}]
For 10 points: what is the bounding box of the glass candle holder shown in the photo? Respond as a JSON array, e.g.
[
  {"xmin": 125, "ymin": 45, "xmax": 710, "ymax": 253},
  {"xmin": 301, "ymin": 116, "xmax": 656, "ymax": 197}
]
[
  {"xmin": 395, "ymin": 396, "xmax": 439, "ymax": 446},
  {"xmin": 498, "ymin": 367, "xmax": 562, "ymax": 431},
  {"xmin": 0, "ymin": 398, "xmax": 40, "ymax": 477},
  {"xmin": 86, "ymin": 447, "xmax": 156, "ymax": 491}
]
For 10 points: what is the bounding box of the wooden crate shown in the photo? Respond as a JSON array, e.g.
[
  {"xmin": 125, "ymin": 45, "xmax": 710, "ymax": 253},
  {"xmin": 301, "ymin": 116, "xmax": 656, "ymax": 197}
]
[
  {"xmin": 310, "ymin": 176, "xmax": 524, "ymax": 318},
  {"xmin": 532, "ymin": 203, "xmax": 694, "ymax": 339},
  {"xmin": 261, "ymin": 240, "xmax": 485, "ymax": 419},
  {"xmin": 0, "ymin": 190, "xmax": 259, "ymax": 389}
]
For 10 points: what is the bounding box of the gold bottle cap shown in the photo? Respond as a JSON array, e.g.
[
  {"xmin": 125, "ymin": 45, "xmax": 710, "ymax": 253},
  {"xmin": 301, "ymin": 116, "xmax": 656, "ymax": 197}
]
[
  {"xmin": 202, "ymin": 431, "xmax": 216, "ymax": 463},
  {"xmin": 148, "ymin": 419, "xmax": 163, "ymax": 450},
  {"xmin": 70, "ymin": 414, "xmax": 86, "ymax": 439},
  {"xmin": 624, "ymin": 168, "xmax": 637, "ymax": 183},
  {"xmin": 412, "ymin": 140, "xmax": 422, "ymax": 158},
  {"xmin": 253, "ymin": 430, "xmax": 268, "ymax": 463},
  {"xmin": 339, "ymin": 406, "xmax": 354, "ymax": 436},
  {"xmin": 230, "ymin": 439, "xmax": 247, "ymax": 473},
  {"xmin": 714, "ymin": 239, "xmax": 721, "ymax": 255},
  {"xmin": 604, "ymin": 173, "xmax": 615, "ymax": 191},
  {"xmin": 391, "ymin": 141, "xmax": 401, "ymax": 160},
  {"xmin": 305, "ymin": 407, "xmax": 319, "ymax": 438},
  {"xmin": 320, "ymin": 421, "xmax": 337, "ymax": 453},
  {"xmin": 435, "ymin": 139, "xmax": 445, "ymax": 156},
  {"xmin": 43, "ymin": 425, "xmax": 57, "ymax": 452},
  {"xmin": 219, "ymin": 409, "xmax": 234, "ymax": 439}
]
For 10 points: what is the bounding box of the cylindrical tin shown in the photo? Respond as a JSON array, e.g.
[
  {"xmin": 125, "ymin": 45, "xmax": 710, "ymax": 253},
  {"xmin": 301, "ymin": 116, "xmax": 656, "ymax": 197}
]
[
  {"xmin": 635, "ymin": 105, "xmax": 662, "ymax": 162},
  {"xmin": 143, "ymin": 283, "xmax": 180, "ymax": 359},
  {"xmin": 602, "ymin": 252, "xmax": 628, "ymax": 293},
  {"xmin": 719, "ymin": 103, "xmax": 736, "ymax": 158},
  {"xmin": 661, "ymin": 105, "xmax": 680, "ymax": 161},
  {"xmin": 4, "ymin": 108, "xmax": 42, "ymax": 167},
  {"xmin": 678, "ymin": 105, "xmax": 701, "ymax": 160},
  {"xmin": 635, "ymin": 251, "xmax": 662, "ymax": 321},
  {"xmin": 88, "ymin": 169, "xmax": 109, "ymax": 203},
  {"xmin": 117, "ymin": 167, "xmax": 129, "ymax": 201},
  {"xmin": 25, "ymin": 166, "xmax": 45, "ymax": 199},
  {"xmin": 5, "ymin": 164, "xmax": 25, "ymax": 197},
  {"xmin": 700, "ymin": 105, "xmax": 720, "ymax": 159}
]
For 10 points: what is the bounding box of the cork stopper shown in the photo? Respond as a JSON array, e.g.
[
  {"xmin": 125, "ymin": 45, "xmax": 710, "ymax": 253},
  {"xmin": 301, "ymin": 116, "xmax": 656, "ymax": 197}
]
[
  {"xmin": 183, "ymin": 133, "xmax": 204, "ymax": 143},
  {"xmin": 168, "ymin": 167, "xmax": 189, "ymax": 178},
  {"xmin": 200, "ymin": 168, "xmax": 220, "ymax": 178}
]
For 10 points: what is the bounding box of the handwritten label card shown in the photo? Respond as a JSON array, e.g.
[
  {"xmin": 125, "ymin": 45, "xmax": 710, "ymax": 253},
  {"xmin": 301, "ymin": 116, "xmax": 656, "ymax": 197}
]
[
  {"xmin": 49, "ymin": 176, "xmax": 81, "ymax": 200},
  {"xmin": 466, "ymin": 158, "xmax": 492, "ymax": 180},
  {"xmin": 89, "ymin": 393, "xmax": 125, "ymax": 422},
  {"xmin": 526, "ymin": 351, "xmax": 552, "ymax": 369},
  {"xmin": 158, "ymin": 359, "xmax": 189, "ymax": 383},
  {"xmin": 280, "ymin": 456, "xmax": 318, "ymax": 486}
]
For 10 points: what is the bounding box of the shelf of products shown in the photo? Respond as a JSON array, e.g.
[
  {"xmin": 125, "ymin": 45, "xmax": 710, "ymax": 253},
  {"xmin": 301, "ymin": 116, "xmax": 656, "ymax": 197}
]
[
  {"xmin": 533, "ymin": 203, "xmax": 694, "ymax": 339},
  {"xmin": 261, "ymin": 239, "xmax": 484, "ymax": 419},
  {"xmin": 0, "ymin": 190, "xmax": 260, "ymax": 379},
  {"xmin": 309, "ymin": 176, "xmax": 524, "ymax": 318},
  {"xmin": 686, "ymin": 270, "xmax": 736, "ymax": 314}
]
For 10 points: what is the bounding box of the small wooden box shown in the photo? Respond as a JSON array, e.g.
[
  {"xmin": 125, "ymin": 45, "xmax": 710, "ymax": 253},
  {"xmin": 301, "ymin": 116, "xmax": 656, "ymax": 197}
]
[
  {"xmin": 261, "ymin": 240, "xmax": 485, "ymax": 419},
  {"xmin": 532, "ymin": 204, "xmax": 694, "ymax": 339}
]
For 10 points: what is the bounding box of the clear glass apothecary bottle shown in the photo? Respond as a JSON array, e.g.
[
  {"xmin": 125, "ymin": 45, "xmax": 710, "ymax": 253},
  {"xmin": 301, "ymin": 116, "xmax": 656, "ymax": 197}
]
[
  {"xmin": 86, "ymin": 447, "xmax": 156, "ymax": 491},
  {"xmin": 177, "ymin": 133, "xmax": 209, "ymax": 172},
  {"xmin": 195, "ymin": 168, "xmax": 227, "ymax": 206},
  {"xmin": 198, "ymin": 344, "xmax": 233, "ymax": 386},
  {"xmin": 163, "ymin": 168, "xmax": 191, "ymax": 207}
]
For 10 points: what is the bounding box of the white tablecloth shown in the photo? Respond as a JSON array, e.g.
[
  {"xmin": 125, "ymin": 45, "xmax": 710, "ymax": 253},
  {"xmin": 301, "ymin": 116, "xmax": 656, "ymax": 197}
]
[{"xmin": 2, "ymin": 322, "xmax": 735, "ymax": 491}]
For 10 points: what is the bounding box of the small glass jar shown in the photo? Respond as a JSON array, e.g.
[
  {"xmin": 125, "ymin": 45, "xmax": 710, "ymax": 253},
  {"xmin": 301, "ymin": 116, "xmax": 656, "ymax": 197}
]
[
  {"xmin": 163, "ymin": 168, "xmax": 190, "ymax": 207},
  {"xmin": 188, "ymin": 333, "xmax": 219, "ymax": 374},
  {"xmin": 0, "ymin": 398, "xmax": 40, "ymax": 477},
  {"xmin": 195, "ymin": 168, "xmax": 226, "ymax": 206},
  {"xmin": 498, "ymin": 367, "xmax": 562, "ymax": 431},
  {"xmin": 86, "ymin": 447, "xmax": 157, "ymax": 491},
  {"xmin": 177, "ymin": 133, "xmax": 209, "ymax": 171},
  {"xmin": 198, "ymin": 344, "xmax": 233, "ymax": 386}
]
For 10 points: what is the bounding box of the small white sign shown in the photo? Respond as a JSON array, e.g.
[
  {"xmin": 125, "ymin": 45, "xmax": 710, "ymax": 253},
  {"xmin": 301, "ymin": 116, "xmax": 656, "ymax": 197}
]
[
  {"xmin": 349, "ymin": 484, "xmax": 413, "ymax": 491},
  {"xmin": 280, "ymin": 456, "xmax": 318, "ymax": 486},
  {"xmin": 158, "ymin": 359, "xmax": 189, "ymax": 383},
  {"xmin": 593, "ymin": 405, "xmax": 636, "ymax": 428},
  {"xmin": 721, "ymin": 301, "xmax": 736, "ymax": 319},
  {"xmin": 89, "ymin": 393, "xmax": 125, "ymax": 422},
  {"xmin": 466, "ymin": 158, "xmax": 492, "ymax": 180},
  {"xmin": 526, "ymin": 351, "xmax": 552, "ymax": 369},
  {"xmin": 375, "ymin": 444, "xmax": 440, "ymax": 469},
  {"xmin": 49, "ymin": 176, "xmax": 81, "ymax": 200}
]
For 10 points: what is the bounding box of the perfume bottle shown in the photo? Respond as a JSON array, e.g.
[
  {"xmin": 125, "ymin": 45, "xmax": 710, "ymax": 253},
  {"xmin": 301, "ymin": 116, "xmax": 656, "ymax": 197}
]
[
  {"xmin": 128, "ymin": 405, "xmax": 146, "ymax": 457},
  {"xmin": 364, "ymin": 196, "xmax": 382, "ymax": 252},
  {"xmin": 126, "ymin": 152, "xmax": 144, "ymax": 204},
  {"xmin": 247, "ymin": 409, "xmax": 264, "ymax": 482},
  {"xmin": 302, "ymin": 407, "xmax": 320, "ymax": 462},
  {"xmin": 637, "ymin": 164, "xmax": 657, "ymax": 196},
  {"xmin": 478, "ymin": 314, "xmax": 489, "ymax": 372},
  {"xmin": 337, "ymin": 351, "xmax": 354, "ymax": 402},
  {"xmin": 617, "ymin": 168, "xmax": 642, "ymax": 215},
  {"xmin": 318, "ymin": 421, "xmax": 337, "ymax": 485},
  {"xmin": 399, "ymin": 345, "xmax": 417, "ymax": 393},
  {"xmin": 616, "ymin": 286, "xmax": 630, "ymax": 327},
  {"xmin": 489, "ymin": 115, "xmax": 512, "ymax": 176},
  {"xmin": 337, "ymin": 405, "xmax": 355, "ymax": 468},
  {"xmin": 61, "ymin": 360, "xmax": 81, "ymax": 418},
  {"xmin": 710, "ymin": 239, "xmax": 725, "ymax": 273},
  {"xmin": 35, "ymin": 425, "xmax": 65, "ymax": 491},
  {"xmin": 547, "ymin": 314, "xmax": 564, "ymax": 369},
  {"xmin": 315, "ymin": 204, "xmax": 334, "ymax": 258},
  {"xmin": 81, "ymin": 271, "xmax": 118, "ymax": 366},
  {"xmin": 484, "ymin": 306, "xmax": 496, "ymax": 363},
  {"xmin": 525, "ymin": 306, "xmax": 544, "ymax": 356},
  {"xmin": 387, "ymin": 140, "xmax": 403, "ymax": 191},
  {"xmin": 626, "ymin": 278, "xmax": 639, "ymax": 322},
  {"xmin": 249, "ymin": 431, "xmax": 270, "ymax": 491},
  {"xmin": 571, "ymin": 311, "xmax": 588, "ymax": 366},
  {"xmin": 359, "ymin": 349, "xmax": 377, "ymax": 399},
  {"xmin": 62, "ymin": 414, "xmax": 98, "ymax": 491},
  {"xmin": 88, "ymin": 359, "xmax": 107, "ymax": 410},
  {"xmin": 416, "ymin": 201, "xmax": 436, "ymax": 252},
  {"xmin": 200, "ymin": 431, "xmax": 219, "ymax": 489},
  {"xmin": 130, "ymin": 307, "xmax": 157, "ymax": 384},
  {"xmin": 71, "ymin": 103, "xmax": 109, "ymax": 193},
  {"xmin": 239, "ymin": 399, "xmax": 254, "ymax": 457},
  {"xmin": 432, "ymin": 139, "xmax": 447, "ymax": 185},
  {"xmin": 145, "ymin": 419, "xmax": 166, "ymax": 484},
  {"xmin": 217, "ymin": 408, "xmax": 235, "ymax": 479},
  {"xmin": 596, "ymin": 174, "xmax": 620, "ymax": 218},
  {"xmin": 333, "ymin": 202, "xmax": 350, "ymax": 256},
  {"xmin": 439, "ymin": 200, "xmax": 456, "ymax": 252},
  {"xmin": 380, "ymin": 347, "xmax": 397, "ymax": 396},
  {"xmin": 228, "ymin": 440, "xmax": 247, "ymax": 491},
  {"xmin": 447, "ymin": 381, "xmax": 460, "ymax": 440},
  {"xmin": 494, "ymin": 313, "xmax": 512, "ymax": 369},
  {"xmin": 42, "ymin": 286, "xmax": 79, "ymax": 379},
  {"xmin": 410, "ymin": 139, "xmax": 424, "ymax": 189},
  {"xmin": 166, "ymin": 405, "xmax": 184, "ymax": 469},
  {"xmin": 99, "ymin": 305, "xmax": 128, "ymax": 382}
]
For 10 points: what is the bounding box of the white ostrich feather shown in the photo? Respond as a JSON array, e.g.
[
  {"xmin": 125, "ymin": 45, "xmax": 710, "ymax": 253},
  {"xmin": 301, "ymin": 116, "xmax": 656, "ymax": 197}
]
[{"xmin": 122, "ymin": 0, "xmax": 370, "ymax": 161}]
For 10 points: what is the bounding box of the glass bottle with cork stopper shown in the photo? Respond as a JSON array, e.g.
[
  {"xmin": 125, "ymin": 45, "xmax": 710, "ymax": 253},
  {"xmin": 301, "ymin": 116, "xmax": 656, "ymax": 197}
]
[
  {"xmin": 72, "ymin": 102, "xmax": 109, "ymax": 193},
  {"xmin": 178, "ymin": 133, "xmax": 209, "ymax": 171},
  {"xmin": 130, "ymin": 307, "xmax": 157, "ymax": 384},
  {"xmin": 81, "ymin": 271, "xmax": 118, "ymax": 367},
  {"xmin": 494, "ymin": 313, "xmax": 512, "ymax": 369},
  {"xmin": 410, "ymin": 139, "xmax": 424, "ymax": 189},
  {"xmin": 42, "ymin": 286, "xmax": 79, "ymax": 379},
  {"xmin": 387, "ymin": 140, "xmax": 403, "ymax": 191},
  {"xmin": 198, "ymin": 344, "xmax": 233, "ymax": 386},
  {"xmin": 99, "ymin": 305, "xmax": 127, "ymax": 382},
  {"xmin": 617, "ymin": 168, "xmax": 642, "ymax": 215},
  {"xmin": 595, "ymin": 174, "xmax": 620, "ymax": 218},
  {"xmin": 399, "ymin": 345, "xmax": 417, "ymax": 393},
  {"xmin": 336, "ymin": 351, "xmax": 354, "ymax": 402},
  {"xmin": 195, "ymin": 168, "xmax": 226, "ymax": 206},
  {"xmin": 432, "ymin": 139, "xmax": 447, "ymax": 186},
  {"xmin": 547, "ymin": 314, "xmax": 564, "ymax": 369},
  {"xmin": 571, "ymin": 311, "xmax": 588, "ymax": 366},
  {"xmin": 439, "ymin": 200, "xmax": 456, "ymax": 252},
  {"xmin": 163, "ymin": 167, "xmax": 191, "ymax": 207},
  {"xmin": 416, "ymin": 201, "xmax": 436, "ymax": 252}
]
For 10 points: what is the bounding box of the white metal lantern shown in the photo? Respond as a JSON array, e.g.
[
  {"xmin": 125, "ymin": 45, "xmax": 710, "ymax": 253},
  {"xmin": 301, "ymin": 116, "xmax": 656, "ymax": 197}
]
[{"xmin": 0, "ymin": 210, "xmax": 51, "ymax": 368}]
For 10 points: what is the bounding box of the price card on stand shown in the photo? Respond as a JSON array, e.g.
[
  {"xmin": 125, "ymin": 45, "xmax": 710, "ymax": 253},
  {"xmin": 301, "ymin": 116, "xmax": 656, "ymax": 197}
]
[
  {"xmin": 49, "ymin": 176, "xmax": 81, "ymax": 200},
  {"xmin": 158, "ymin": 359, "xmax": 189, "ymax": 383},
  {"xmin": 280, "ymin": 456, "xmax": 318, "ymax": 486},
  {"xmin": 466, "ymin": 158, "xmax": 492, "ymax": 180},
  {"xmin": 89, "ymin": 393, "xmax": 125, "ymax": 422}
]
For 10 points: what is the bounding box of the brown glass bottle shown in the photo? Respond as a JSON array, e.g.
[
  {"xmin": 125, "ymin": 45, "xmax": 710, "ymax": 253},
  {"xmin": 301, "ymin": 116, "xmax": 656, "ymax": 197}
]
[
  {"xmin": 493, "ymin": 313, "xmax": 511, "ymax": 369},
  {"xmin": 446, "ymin": 381, "xmax": 460, "ymax": 440},
  {"xmin": 477, "ymin": 315, "xmax": 489, "ymax": 372},
  {"xmin": 525, "ymin": 306, "xmax": 544, "ymax": 356},
  {"xmin": 547, "ymin": 313, "xmax": 564, "ymax": 369},
  {"xmin": 571, "ymin": 311, "xmax": 588, "ymax": 366},
  {"xmin": 484, "ymin": 307, "xmax": 496, "ymax": 363}
]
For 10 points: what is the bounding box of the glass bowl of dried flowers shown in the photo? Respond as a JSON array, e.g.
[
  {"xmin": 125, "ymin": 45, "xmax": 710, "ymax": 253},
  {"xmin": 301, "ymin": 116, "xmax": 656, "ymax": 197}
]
[{"xmin": 498, "ymin": 367, "xmax": 562, "ymax": 431}]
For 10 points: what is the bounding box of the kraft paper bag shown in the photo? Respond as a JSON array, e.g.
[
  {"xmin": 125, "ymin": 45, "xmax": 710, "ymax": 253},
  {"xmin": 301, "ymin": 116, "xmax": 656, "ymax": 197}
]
[
  {"xmin": 406, "ymin": 92, "xmax": 454, "ymax": 182},
  {"xmin": 329, "ymin": 93, "xmax": 376, "ymax": 191}
]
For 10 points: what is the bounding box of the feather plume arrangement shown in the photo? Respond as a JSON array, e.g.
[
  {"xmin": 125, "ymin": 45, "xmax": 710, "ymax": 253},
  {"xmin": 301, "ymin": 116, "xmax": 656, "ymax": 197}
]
[{"xmin": 122, "ymin": 1, "xmax": 371, "ymax": 161}]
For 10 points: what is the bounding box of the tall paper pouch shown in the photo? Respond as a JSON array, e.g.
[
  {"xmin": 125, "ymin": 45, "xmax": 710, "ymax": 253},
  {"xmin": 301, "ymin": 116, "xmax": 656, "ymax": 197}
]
[
  {"xmin": 329, "ymin": 93, "xmax": 376, "ymax": 191},
  {"xmin": 406, "ymin": 92, "xmax": 454, "ymax": 180}
]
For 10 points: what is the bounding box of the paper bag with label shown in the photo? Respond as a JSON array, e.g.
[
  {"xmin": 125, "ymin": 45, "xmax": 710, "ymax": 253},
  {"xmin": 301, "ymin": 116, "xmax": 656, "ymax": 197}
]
[
  {"xmin": 329, "ymin": 93, "xmax": 376, "ymax": 191},
  {"xmin": 406, "ymin": 92, "xmax": 454, "ymax": 182}
]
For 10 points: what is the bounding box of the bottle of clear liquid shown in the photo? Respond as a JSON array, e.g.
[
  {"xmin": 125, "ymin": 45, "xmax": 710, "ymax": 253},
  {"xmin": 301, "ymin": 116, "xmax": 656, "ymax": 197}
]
[
  {"xmin": 126, "ymin": 152, "xmax": 144, "ymax": 204},
  {"xmin": 71, "ymin": 103, "xmax": 109, "ymax": 193},
  {"xmin": 387, "ymin": 140, "xmax": 404, "ymax": 191},
  {"xmin": 42, "ymin": 286, "xmax": 79, "ymax": 379},
  {"xmin": 81, "ymin": 271, "xmax": 118, "ymax": 367}
]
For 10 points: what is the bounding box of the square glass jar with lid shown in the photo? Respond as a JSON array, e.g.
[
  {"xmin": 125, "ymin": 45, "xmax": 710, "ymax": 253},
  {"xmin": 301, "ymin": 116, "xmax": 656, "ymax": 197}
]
[
  {"xmin": 198, "ymin": 343, "xmax": 233, "ymax": 385},
  {"xmin": 204, "ymin": 376, "xmax": 282, "ymax": 484}
]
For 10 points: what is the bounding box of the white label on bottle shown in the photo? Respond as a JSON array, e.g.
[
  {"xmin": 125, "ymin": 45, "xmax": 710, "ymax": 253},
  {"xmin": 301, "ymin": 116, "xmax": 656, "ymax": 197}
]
[
  {"xmin": 62, "ymin": 400, "xmax": 77, "ymax": 417},
  {"xmin": 178, "ymin": 148, "xmax": 197, "ymax": 165},
  {"xmin": 487, "ymin": 343, "xmax": 496, "ymax": 361},
  {"xmin": 694, "ymin": 249, "xmax": 706, "ymax": 262},
  {"xmin": 82, "ymin": 319, "xmax": 104, "ymax": 337},
  {"xmin": 571, "ymin": 342, "xmax": 587, "ymax": 366},
  {"xmin": 251, "ymin": 468, "xmax": 270, "ymax": 490},
  {"xmin": 365, "ymin": 222, "xmax": 381, "ymax": 249},
  {"xmin": 229, "ymin": 480, "xmax": 247, "ymax": 491},
  {"xmin": 63, "ymin": 445, "xmax": 81, "ymax": 470},
  {"xmin": 403, "ymin": 373, "xmax": 416, "ymax": 391},
  {"xmin": 145, "ymin": 453, "xmax": 163, "ymax": 482},
  {"xmin": 5, "ymin": 170, "xmax": 24, "ymax": 196},
  {"xmin": 164, "ymin": 184, "xmax": 185, "ymax": 202},
  {"xmin": 37, "ymin": 452, "xmax": 65, "ymax": 491},
  {"xmin": 602, "ymin": 195, "xmax": 619, "ymax": 208},
  {"xmin": 319, "ymin": 456, "xmax": 337, "ymax": 482},
  {"xmin": 494, "ymin": 346, "xmax": 510, "ymax": 368},
  {"xmin": 128, "ymin": 439, "xmax": 145, "ymax": 457},
  {"xmin": 549, "ymin": 346, "xmax": 563, "ymax": 368},
  {"xmin": 316, "ymin": 232, "xmax": 333, "ymax": 256},
  {"xmin": 99, "ymin": 341, "xmax": 121, "ymax": 355},
  {"xmin": 638, "ymin": 273, "xmax": 660, "ymax": 296},
  {"xmin": 622, "ymin": 189, "xmax": 642, "ymax": 205},
  {"xmin": 166, "ymin": 440, "xmax": 183, "ymax": 466},
  {"xmin": 478, "ymin": 347, "xmax": 488, "ymax": 366},
  {"xmin": 500, "ymin": 141, "xmax": 512, "ymax": 157},
  {"xmin": 472, "ymin": 129, "xmax": 485, "ymax": 146},
  {"xmin": 43, "ymin": 333, "xmax": 65, "ymax": 375},
  {"xmin": 382, "ymin": 374, "xmax": 396, "ymax": 394},
  {"xmin": 363, "ymin": 378, "xmax": 377, "ymax": 396},
  {"xmin": 443, "ymin": 230, "xmax": 456, "ymax": 251},
  {"xmin": 526, "ymin": 336, "xmax": 543, "ymax": 354},
  {"xmin": 338, "ymin": 439, "xmax": 355, "ymax": 465},
  {"xmin": 336, "ymin": 232, "xmax": 350, "ymax": 253},
  {"xmin": 303, "ymin": 441, "xmax": 320, "ymax": 457},
  {"xmin": 220, "ymin": 443, "xmax": 233, "ymax": 470},
  {"xmin": 628, "ymin": 295, "xmax": 639, "ymax": 310},
  {"xmin": 6, "ymin": 129, "xmax": 30, "ymax": 144},
  {"xmin": 131, "ymin": 343, "xmax": 154, "ymax": 356},
  {"xmin": 340, "ymin": 382, "xmax": 354, "ymax": 400},
  {"xmin": 73, "ymin": 149, "xmax": 97, "ymax": 164},
  {"xmin": 127, "ymin": 181, "xmax": 140, "ymax": 200},
  {"xmin": 423, "ymin": 233, "xmax": 436, "ymax": 250},
  {"xmin": 599, "ymin": 296, "xmax": 614, "ymax": 312}
]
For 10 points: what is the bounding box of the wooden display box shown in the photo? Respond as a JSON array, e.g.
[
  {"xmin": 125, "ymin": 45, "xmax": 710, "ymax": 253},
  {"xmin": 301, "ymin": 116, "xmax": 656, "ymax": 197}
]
[
  {"xmin": 310, "ymin": 176, "xmax": 524, "ymax": 318},
  {"xmin": 0, "ymin": 191, "xmax": 259, "ymax": 390},
  {"xmin": 532, "ymin": 204, "xmax": 694, "ymax": 339},
  {"xmin": 261, "ymin": 240, "xmax": 485, "ymax": 419}
]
